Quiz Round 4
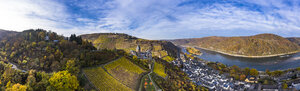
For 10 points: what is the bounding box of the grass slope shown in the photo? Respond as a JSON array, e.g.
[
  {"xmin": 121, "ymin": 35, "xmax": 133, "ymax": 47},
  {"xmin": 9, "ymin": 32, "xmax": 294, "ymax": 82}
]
[
  {"xmin": 83, "ymin": 67, "xmax": 132, "ymax": 91},
  {"xmin": 104, "ymin": 57, "xmax": 145, "ymax": 89}
]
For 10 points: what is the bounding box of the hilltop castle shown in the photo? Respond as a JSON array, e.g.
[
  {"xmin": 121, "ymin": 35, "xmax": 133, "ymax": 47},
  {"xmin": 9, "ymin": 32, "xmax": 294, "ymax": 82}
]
[{"xmin": 131, "ymin": 45, "xmax": 152, "ymax": 59}]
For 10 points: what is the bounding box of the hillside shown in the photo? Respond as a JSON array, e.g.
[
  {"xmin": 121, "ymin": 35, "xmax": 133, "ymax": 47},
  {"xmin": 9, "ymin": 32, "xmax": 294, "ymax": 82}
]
[
  {"xmin": 0, "ymin": 29, "xmax": 201, "ymax": 91},
  {"xmin": 287, "ymin": 37, "xmax": 300, "ymax": 46},
  {"xmin": 171, "ymin": 34, "xmax": 300, "ymax": 57},
  {"xmin": 0, "ymin": 29, "xmax": 18, "ymax": 40},
  {"xmin": 80, "ymin": 33, "xmax": 179, "ymax": 59}
]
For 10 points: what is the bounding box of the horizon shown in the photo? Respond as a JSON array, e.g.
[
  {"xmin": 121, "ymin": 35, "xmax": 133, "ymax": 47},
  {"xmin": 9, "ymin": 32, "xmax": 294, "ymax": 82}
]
[
  {"xmin": 0, "ymin": 0, "xmax": 300, "ymax": 39},
  {"xmin": 2, "ymin": 29, "xmax": 299, "ymax": 40}
]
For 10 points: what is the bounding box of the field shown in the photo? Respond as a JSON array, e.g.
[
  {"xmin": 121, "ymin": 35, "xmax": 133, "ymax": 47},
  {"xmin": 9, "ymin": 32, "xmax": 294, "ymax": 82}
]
[
  {"xmin": 104, "ymin": 57, "xmax": 146, "ymax": 89},
  {"xmin": 153, "ymin": 62, "xmax": 167, "ymax": 78},
  {"xmin": 83, "ymin": 67, "xmax": 132, "ymax": 91}
]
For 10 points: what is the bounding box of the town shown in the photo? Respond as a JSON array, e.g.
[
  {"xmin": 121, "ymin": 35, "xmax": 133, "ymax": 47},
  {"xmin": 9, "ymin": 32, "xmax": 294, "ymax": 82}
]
[
  {"xmin": 172, "ymin": 48, "xmax": 300, "ymax": 91},
  {"xmin": 173, "ymin": 53, "xmax": 252, "ymax": 90}
]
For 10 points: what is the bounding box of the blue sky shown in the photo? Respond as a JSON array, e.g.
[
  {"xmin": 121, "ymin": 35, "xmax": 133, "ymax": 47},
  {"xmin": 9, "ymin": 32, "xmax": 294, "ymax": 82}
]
[{"xmin": 0, "ymin": 0, "xmax": 300, "ymax": 39}]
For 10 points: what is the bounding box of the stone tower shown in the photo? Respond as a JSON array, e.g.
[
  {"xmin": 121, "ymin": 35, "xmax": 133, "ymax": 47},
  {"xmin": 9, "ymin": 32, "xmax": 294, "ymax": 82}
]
[{"xmin": 136, "ymin": 45, "xmax": 141, "ymax": 53}]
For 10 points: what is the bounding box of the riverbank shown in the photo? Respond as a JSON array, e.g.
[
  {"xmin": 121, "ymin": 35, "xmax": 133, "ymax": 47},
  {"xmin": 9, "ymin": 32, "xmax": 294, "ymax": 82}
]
[
  {"xmin": 197, "ymin": 47, "xmax": 300, "ymax": 58},
  {"xmin": 179, "ymin": 45, "xmax": 299, "ymax": 58}
]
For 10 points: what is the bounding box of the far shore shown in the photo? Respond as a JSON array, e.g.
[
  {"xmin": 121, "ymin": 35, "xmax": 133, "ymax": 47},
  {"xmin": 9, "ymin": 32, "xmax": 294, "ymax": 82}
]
[{"xmin": 180, "ymin": 45, "xmax": 300, "ymax": 58}]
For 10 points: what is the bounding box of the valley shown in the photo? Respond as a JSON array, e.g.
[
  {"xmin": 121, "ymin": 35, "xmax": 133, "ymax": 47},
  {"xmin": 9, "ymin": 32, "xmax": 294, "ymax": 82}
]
[{"xmin": 1, "ymin": 29, "xmax": 300, "ymax": 91}]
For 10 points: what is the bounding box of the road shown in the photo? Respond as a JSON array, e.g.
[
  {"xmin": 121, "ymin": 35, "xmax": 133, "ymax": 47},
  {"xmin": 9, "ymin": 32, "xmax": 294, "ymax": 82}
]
[{"xmin": 8, "ymin": 61, "xmax": 27, "ymax": 72}]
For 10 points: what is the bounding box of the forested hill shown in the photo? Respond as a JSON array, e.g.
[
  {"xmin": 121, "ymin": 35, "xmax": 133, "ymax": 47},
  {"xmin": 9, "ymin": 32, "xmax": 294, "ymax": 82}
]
[
  {"xmin": 80, "ymin": 33, "xmax": 179, "ymax": 59},
  {"xmin": 170, "ymin": 33, "xmax": 300, "ymax": 57},
  {"xmin": 0, "ymin": 29, "xmax": 102, "ymax": 72}
]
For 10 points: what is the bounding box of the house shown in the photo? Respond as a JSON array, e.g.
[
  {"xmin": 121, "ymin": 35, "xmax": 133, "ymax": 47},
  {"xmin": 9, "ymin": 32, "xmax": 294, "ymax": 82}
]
[
  {"xmin": 261, "ymin": 85, "xmax": 278, "ymax": 91},
  {"xmin": 290, "ymin": 79, "xmax": 300, "ymax": 90},
  {"xmin": 45, "ymin": 36, "xmax": 49, "ymax": 41},
  {"xmin": 292, "ymin": 83, "xmax": 300, "ymax": 90},
  {"xmin": 53, "ymin": 40, "xmax": 59, "ymax": 43},
  {"xmin": 245, "ymin": 76, "xmax": 258, "ymax": 83}
]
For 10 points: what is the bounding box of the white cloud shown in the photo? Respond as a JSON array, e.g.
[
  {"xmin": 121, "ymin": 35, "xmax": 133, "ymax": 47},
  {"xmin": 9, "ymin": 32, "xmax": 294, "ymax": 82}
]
[
  {"xmin": 0, "ymin": 0, "xmax": 299, "ymax": 39},
  {"xmin": 0, "ymin": 0, "xmax": 66, "ymax": 31}
]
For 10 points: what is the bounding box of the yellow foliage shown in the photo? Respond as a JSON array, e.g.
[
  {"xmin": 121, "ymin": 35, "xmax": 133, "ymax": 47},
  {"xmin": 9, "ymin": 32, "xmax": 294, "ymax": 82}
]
[
  {"xmin": 6, "ymin": 83, "xmax": 27, "ymax": 91},
  {"xmin": 49, "ymin": 71, "xmax": 79, "ymax": 91},
  {"xmin": 154, "ymin": 62, "xmax": 167, "ymax": 78},
  {"xmin": 162, "ymin": 56, "xmax": 175, "ymax": 62},
  {"xmin": 186, "ymin": 47, "xmax": 201, "ymax": 55}
]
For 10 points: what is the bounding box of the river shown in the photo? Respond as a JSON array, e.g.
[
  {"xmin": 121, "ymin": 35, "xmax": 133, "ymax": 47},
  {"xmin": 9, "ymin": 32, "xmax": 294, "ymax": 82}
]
[{"xmin": 182, "ymin": 47, "xmax": 300, "ymax": 71}]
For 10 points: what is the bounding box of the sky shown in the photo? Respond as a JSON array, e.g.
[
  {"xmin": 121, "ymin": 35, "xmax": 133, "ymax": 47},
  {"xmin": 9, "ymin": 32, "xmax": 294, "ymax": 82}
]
[{"xmin": 0, "ymin": 0, "xmax": 300, "ymax": 39}]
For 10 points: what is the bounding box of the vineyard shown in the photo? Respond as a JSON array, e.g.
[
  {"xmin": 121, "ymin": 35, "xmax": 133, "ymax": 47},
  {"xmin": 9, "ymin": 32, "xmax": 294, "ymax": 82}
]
[
  {"xmin": 104, "ymin": 57, "xmax": 145, "ymax": 74},
  {"xmin": 104, "ymin": 57, "xmax": 146, "ymax": 89},
  {"xmin": 153, "ymin": 62, "xmax": 167, "ymax": 78},
  {"xmin": 83, "ymin": 67, "xmax": 132, "ymax": 91}
]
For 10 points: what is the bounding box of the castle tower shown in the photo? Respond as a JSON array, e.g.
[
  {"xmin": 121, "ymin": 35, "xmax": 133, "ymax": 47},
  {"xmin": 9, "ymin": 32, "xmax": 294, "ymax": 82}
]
[{"xmin": 136, "ymin": 45, "xmax": 141, "ymax": 53}]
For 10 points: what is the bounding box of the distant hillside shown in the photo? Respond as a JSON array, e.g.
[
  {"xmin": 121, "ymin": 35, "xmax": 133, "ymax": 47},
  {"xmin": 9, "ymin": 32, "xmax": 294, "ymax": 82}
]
[
  {"xmin": 80, "ymin": 33, "xmax": 179, "ymax": 58},
  {"xmin": 0, "ymin": 29, "xmax": 18, "ymax": 40},
  {"xmin": 287, "ymin": 37, "xmax": 300, "ymax": 46},
  {"xmin": 171, "ymin": 34, "xmax": 300, "ymax": 57}
]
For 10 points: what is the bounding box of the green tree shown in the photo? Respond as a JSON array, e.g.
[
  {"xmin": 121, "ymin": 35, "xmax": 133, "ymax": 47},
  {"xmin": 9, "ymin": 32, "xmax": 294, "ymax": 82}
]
[
  {"xmin": 54, "ymin": 49, "xmax": 63, "ymax": 59},
  {"xmin": 250, "ymin": 69, "xmax": 259, "ymax": 76},
  {"xmin": 265, "ymin": 69, "xmax": 271, "ymax": 76},
  {"xmin": 244, "ymin": 67, "xmax": 250, "ymax": 75},
  {"xmin": 66, "ymin": 59, "xmax": 79, "ymax": 75},
  {"xmin": 35, "ymin": 71, "xmax": 49, "ymax": 91},
  {"xmin": 234, "ymin": 74, "xmax": 240, "ymax": 80},
  {"xmin": 49, "ymin": 71, "xmax": 79, "ymax": 91},
  {"xmin": 26, "ymin": 70, "xmax": 36, "ymax": 88}
]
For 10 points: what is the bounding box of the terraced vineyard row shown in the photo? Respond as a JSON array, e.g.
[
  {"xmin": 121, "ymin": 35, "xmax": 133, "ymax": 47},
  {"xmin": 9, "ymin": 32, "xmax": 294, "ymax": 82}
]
[
  {"xmin": 104, "ymin": 57, "xmax": 146, "ymax": 89},
  {"xmin": 83, "ymin": 67, "xmax": 132, "ymax": 91},
  {"xmin": 104, "ymin": 57, "xmax": 145, "ymax": 74}
]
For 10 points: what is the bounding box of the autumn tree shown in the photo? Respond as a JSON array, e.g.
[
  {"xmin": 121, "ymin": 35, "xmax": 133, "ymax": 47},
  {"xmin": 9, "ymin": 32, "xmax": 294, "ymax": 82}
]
[
  {"xmin": 6, "ymin": 83, "xmax": 27, "ymax": 91},
  {"xmin": 250, "ymin": 69, "xmax": 259, "ymax": 76},
  {"xmin": 48, "ymin": 71, "xmax": 79, "ymax": 91},
  {"xmin": 244, "ymin": 67, "xmax": 250, "ymax": 76},
  {"xmin": 240, "ymin": 74, "xmax": 246, "ymax": 81},
  {"xmin": 26, "ymin": 70, "xmax": 36, "ymax": 90},
  {"xmin": 65, "ymin": 59, "xmax": 79, "ymax": 75},
  {"xmin": 282, "ymin": 83, "xmax": 288, "ymax": 89}
]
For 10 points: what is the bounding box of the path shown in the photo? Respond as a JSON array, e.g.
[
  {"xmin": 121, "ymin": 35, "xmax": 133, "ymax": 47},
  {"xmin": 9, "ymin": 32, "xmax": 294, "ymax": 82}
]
[
  {"xmin": 139, "ymin": 59, "xmax": 162, "ymax": 91},
  {"xmin": 8, "ymin": 61, "xmax": 27, "ymax": 72}
]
